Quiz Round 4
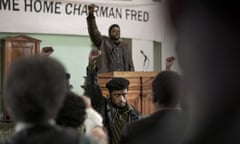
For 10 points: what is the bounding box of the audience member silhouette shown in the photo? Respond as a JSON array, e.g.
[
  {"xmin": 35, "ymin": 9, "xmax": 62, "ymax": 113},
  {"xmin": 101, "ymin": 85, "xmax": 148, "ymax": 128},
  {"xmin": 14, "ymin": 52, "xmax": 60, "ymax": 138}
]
[
  {"xmin": 120, "ymin": 70, "xmax": 187, "ymax": 144},
  {"xmin": 56, "ymin": 91, "xmax": 86, "ymax": 130},
  {"xmin": 1, "ymin": 56, "xmax": 91, "ymax": 144},
  {"xmin": 167, "ymin": 0, "xmax": 240, "ymax": 143},
  {"xmin": 56, "ymin": 91, "xmax": 107, "ymax": 144}
]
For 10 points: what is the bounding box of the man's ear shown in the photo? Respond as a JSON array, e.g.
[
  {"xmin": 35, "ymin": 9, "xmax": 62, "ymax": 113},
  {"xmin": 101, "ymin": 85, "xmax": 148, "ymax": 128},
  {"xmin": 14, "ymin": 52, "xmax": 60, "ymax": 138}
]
[{"xmin": 107, "ymin": 92, "xmax": 111, "ymax": 99}]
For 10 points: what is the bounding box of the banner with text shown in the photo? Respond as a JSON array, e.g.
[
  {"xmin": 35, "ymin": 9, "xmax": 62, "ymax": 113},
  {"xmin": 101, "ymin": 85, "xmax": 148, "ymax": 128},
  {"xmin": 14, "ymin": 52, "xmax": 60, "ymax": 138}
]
[{"xmin": 0, "ymin": 0, "xmax": 162, "ymax": 41}]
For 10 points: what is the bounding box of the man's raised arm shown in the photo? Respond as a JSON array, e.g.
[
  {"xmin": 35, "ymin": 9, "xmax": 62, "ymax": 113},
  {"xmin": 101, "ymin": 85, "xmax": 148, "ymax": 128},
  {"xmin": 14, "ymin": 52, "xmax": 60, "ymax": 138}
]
[
  {"xmin": 87, "ymin": 4, "xmax": 103, "ymax": 48},
  {"xmin": 85, "ymin": 50, "xmax": 104, "ymax": 110}
]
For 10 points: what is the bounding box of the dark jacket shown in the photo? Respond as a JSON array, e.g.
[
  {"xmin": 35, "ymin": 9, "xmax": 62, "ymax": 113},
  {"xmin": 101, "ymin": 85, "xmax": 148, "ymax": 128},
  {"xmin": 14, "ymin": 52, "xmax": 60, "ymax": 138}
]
[
  {"xmin": 86, "ymin": 68, "xmax": 141, "ymax": 143},
  {"xmin": 87, "ymin": 15, "xmax": 135, "ymax": 73},
  {"xmin": 120, "ymin": 109, "xmax": 187, "ymax": 144},
  {"xmin": 1, "ymin": 124, "xmax": 91, "ymax": 144}
]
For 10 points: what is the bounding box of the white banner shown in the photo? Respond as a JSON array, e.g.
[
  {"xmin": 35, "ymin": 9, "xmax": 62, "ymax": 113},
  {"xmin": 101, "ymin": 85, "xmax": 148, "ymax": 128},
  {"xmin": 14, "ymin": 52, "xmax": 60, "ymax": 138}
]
[{"xmin": 0, "ymin": 0, "xmax": 162, "ymax": 41}]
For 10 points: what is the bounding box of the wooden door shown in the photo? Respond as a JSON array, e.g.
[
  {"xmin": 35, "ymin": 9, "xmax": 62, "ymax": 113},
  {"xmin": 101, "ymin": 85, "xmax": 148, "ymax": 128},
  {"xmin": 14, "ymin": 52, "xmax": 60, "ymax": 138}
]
[{"xmin": 2, "ymin": 35, "xmax": 41, "ymax": 121}]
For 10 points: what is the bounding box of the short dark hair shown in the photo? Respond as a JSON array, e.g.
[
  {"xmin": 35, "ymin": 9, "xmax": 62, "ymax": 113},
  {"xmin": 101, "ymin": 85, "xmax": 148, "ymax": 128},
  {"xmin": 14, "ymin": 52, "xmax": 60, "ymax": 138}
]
[
  {"xmin": 4, "ymin": 56, "xmax": 66, "ymax": 124},
  {"xmin": 56, "ymin": 91, "xmax": 86, "ymax": 128},
  {"xmin": 106, "ymin": 77, "xmax": 129, "ymax": 93},
  {"xmin": 152, "ymin": 71, "xmax": 182, "ymax": 107},
  {"xmin": 108, "ymin": 24, "xmax": 120, "ymax": 36}
]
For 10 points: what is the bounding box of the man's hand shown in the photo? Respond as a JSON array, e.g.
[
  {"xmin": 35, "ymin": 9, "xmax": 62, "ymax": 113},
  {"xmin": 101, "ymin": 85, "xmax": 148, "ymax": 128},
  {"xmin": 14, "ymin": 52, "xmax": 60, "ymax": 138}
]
[
  {"xmin": 89, "ymin": 49, "xmax": 101, "ymax": 65},
  {"xmin": 88, "ymin": 4, "xmax": 95, "ymax": 15},
  {"xmin": 165, "ymin": 56, "xmax": 175, "ymax": 71},
  {"xmin": 41, "ymin": 47, "xmax": 54, "ymax": 57}
]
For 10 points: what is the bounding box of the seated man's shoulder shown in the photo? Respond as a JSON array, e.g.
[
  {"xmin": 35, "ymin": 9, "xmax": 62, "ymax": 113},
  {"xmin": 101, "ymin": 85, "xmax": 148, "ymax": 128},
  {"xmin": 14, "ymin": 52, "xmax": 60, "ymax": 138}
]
[{"xmin": 129, "ymin": 105, "xmax": 142, "ymax": 119}]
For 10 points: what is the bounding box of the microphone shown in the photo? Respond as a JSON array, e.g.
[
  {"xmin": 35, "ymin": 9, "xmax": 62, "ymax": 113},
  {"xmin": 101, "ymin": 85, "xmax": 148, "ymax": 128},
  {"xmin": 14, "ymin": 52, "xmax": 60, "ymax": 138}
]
[
  {"xmin": 140, "ymin": 50, "xmax": 149, "ymax": 71},
  {"xmin": 140, "ymin": 50, "xmax": 148, "ymax": 62}
]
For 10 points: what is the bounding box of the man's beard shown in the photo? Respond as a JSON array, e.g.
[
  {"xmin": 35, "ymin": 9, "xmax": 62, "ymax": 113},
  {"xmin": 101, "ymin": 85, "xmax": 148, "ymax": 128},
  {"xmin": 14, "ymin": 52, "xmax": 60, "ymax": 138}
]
[
  {"xmin": 118, "ymin": 102, "xmax": 127, "ymax": 108},
  {"xmin": 110, "ymin": 35, "xmax": 120, "ymax": 41},
  {"xmin": 111, "ymin": 101, "xmax": 127, "ymax": 109}
]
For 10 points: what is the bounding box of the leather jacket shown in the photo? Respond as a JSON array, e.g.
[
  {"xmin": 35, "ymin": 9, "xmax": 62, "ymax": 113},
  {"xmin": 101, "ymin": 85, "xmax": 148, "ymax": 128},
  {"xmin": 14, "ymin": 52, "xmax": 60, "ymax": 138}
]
[
  {"xmin": 87, "ymin": 14, "xmax": 135, "ymax": 72},
  {"xmin": 85, "ymin": 67, "xmax": 141, "ymax": 143}
]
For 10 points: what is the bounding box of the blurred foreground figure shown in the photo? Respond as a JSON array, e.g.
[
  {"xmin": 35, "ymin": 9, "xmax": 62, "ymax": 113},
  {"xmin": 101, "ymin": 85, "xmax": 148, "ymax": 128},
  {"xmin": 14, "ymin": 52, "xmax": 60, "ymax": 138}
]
[
  {"xmin": 2, "ymin": 56, "xmax": 91, "ymax": 144},
  {"xmin": 120, "ymin": 71, "xmax": 187, "ymax": 144},
  {"xmin": 82, "ymin": 96, "xmax": 108, "ymax": 144},
  {"xmin": 56, "ymin": 91, "xmax": 87, "ymax": 131},
  {"xmin": 168, "ymin": 0, "xmax": 240, "ymax": 143}
]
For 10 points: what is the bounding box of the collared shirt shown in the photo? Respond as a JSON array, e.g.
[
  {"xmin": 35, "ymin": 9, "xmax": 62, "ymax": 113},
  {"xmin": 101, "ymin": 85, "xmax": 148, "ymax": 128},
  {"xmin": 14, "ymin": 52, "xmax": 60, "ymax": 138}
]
[
  {"xmin": 111, "ymin": 43, "xmax": 124, "ymax": 71},
  {"xmin": 112, "ymin": 103, "xmax": 132, "ymax": 144}
]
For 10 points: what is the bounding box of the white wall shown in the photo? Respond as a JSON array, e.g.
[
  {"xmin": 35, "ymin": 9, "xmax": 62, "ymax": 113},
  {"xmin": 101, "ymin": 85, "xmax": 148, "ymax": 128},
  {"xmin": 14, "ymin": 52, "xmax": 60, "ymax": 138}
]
[
  {"xmin": 157, "ymin": 0, "xmax": 181, "ymax": 72},
  {"xmin": 0, "ymin": 2, "xmax": 182, "ymax": 97},
  {"xmin": 131, "ymin": 0, "xmax": 181, "ymax": 73},
  {"xmin": 132, "ymin": 39, "xmax": 153, "ymax": 72}
]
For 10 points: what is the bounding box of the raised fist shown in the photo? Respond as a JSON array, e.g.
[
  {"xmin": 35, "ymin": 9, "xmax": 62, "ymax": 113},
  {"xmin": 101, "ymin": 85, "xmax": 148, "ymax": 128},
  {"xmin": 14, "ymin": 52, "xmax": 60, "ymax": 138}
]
[
  {"xmin": 89, "ymin": 49, "xmax": 101, "ymax": 65},
  {"xmin": 88, "ymin": 4, "xmax": 95, "ymax": 14},
  {"xmin": 165, "ymin": 56, "xmax": 176, "ymax": 70},
  {"xmin": 41, "ymin": 47, "xmax": 54, "ymax": 57}
]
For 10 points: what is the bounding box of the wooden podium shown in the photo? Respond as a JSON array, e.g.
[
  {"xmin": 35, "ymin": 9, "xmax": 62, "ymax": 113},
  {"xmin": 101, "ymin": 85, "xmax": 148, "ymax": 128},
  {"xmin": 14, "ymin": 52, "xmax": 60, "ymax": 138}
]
[{"xmin": 98, "ymin": 71, "xmax": 159, "ymax": 116}]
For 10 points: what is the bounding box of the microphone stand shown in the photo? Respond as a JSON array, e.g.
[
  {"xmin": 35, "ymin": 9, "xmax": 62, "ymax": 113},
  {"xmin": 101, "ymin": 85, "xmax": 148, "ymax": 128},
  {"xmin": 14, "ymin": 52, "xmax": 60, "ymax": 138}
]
[
  {"xmin": 143, "ymin": 57, "xmax": 150, "ymax": 72},
  {"xmin": 140, "ymin": 50, "xmax": 150, "ymax": 71}
]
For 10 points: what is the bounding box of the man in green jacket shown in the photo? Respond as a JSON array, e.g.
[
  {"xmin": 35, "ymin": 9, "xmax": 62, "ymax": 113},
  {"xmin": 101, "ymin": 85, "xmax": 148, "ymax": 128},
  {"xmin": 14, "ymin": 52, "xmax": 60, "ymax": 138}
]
[{"xmin": 85, "ymin": 50, "xmax": 140, "ymax": 144}]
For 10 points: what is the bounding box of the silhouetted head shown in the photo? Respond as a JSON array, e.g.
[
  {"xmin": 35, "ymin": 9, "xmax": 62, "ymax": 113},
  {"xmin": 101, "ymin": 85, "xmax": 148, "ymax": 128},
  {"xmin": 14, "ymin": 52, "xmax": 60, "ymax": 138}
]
[
  {"xmin": 152, "ymin": 71, "xmax": 182, "ymax": 108},
  {"xmin": 56, "ymin": 91, "xmax": 86, "ymax": 128},
  {"xmin": 4, "ymin": 56, "xmax": 66, "ymax": 124}
]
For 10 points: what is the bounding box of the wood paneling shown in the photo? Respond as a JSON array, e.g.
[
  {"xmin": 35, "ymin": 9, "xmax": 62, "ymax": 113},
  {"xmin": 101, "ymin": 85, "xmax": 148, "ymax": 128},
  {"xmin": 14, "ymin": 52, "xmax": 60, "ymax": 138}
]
[{"xmin": 2, "ymin": 35, "xmax": 41, "ymax": 121}]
